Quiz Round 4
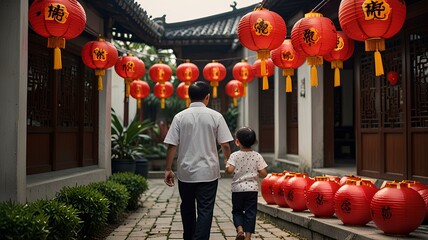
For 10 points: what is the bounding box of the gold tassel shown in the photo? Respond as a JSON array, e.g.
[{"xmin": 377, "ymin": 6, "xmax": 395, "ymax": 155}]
[
  {"xmin": 334, "ymin": 68, "xmax": 340, "ymax": 87},
  {"xmin": 125, "ymin": 78, "xmax": 132, "ymax": 97},
  {"xmin": 137, "ymin": 99, "xmax": 141, "ymax": 109},
  {"xmin": 95, "ymin": 69, "xmax": 105, "ymax": 91},
  {"xmin": 365, "ymin": 38, "xmax": 385, "ymax": 76},
  {"xmin": 257, "ymin": 50, "xmax": 270, "ymax": 90},
  {"xmin": 47, "ymin": 37, "xmax": 65, "ymax": 70},
  {"xmin": 307, "ymin": 56, "xmax": 323, "ymax": 87},
  {"xmin": 210, "ymin": 81, "xmax": 218, "ymax": 98},
  {"xmin": 283, "ymin": 69, "xmax": 294, "ymax": 93},
  {"xmin": 233, "ymin": 98, "xmax": 237, "ymax": 107},
  {"xmin": 286, "ymin": 75, "xmax": 292, "ymax": 93},
  {"xmin": 161, "ymin": 99, "xmax": 165, "ymax": 109},
  {"xmin": 242, "ymin": 82, "xmax": 247, "ymax": 96}
]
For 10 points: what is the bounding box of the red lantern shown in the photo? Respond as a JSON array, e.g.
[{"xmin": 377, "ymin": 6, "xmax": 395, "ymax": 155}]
[
  {"xmin": 203, "ymin": 60, "xmax": 226, "ymax": 98},
  {"xmin": 334, "ymin": 179, "xmax": 378, "ymax": 225},
  {"xmin": 272, "ymin": 172, "xmax": 294, "ymax": 207},
  {"xmin": 339, "ymin": 0, "xmax": 406, "ymax": 76},
  {"xmin": 149, "ymin": 61, "xmax": 172, "ymax": 85},
  {"xmin": 371, "ymin": 181, "xmax": 425, "ymax": 235},
  {"xmin": 29, "ymin": 0, "xmax": 86, "ymax": 70},
  {"xmin": 176, "ymin": 60, "xmax": 199, "ymax": 85},
  {"xmin": 271, "ymin": 39, "xmax": 306, "ymax": 92},
  {"xmin": 225, "ymin": 80, "xmax": 244, "ymax": 107},
  {"xmin": 114, "ymin": 54, "xmax": 145, "ymax": 97},
  {"xmin": 417, "ymin": 188, "xmax": 428, "ymax": 223},
  {"xmin": 232, "ymin": 59, "xmax": 255, "ymax": 96},
  {"xmin": 253, "ymin": 58, "xmax": 274, "ymax": 83},
  {"xmin": 238, "ymin": 7, "xmax": 286, "ymax": 90},
  {"xmin": 130, "ymin": 80, "xmax": 150, "ymax": 109},
  {"xmin": 291, "ymin": 12, "xmax": 337, "ymax": 87},
  {"xmin": 283, "ymin": 173, "xmax": 314, "ymax": 212},
  {"xmin": 306, "ymin": 176, "xmax": 341, "ymax": 218},
  {"xmin": 176, "ymin": 82, "xmax": 190, "ymax": 107},
  {"xmin": 387, "ymin": 71, "xmax": 399, "ymax": 86},
  {"xmin": 154, "ymin": 82, "xmax": 174, "ymax": 109},
  {"xmin": 261, "ymin": 173, "xmax": 281, "ymax": 205},
  {"xmin": 323, "ymin": 31, "xmax": 355, "ymax": 87},
  {"xmin": 82, "ymin": 37, "xmax": 118, "ymax": 91}
]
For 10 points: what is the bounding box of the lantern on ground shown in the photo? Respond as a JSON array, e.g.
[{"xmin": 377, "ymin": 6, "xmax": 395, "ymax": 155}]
[
  {"xmin": 82, "ymin": 37, "xmax": 118, "ymax": 91},
  {"xmin": 261, "ymin": 173, "xmax": 281, "ymax": 205},
  {"xmin": 203, "ymin": 60, "xmax": 226, "ymax": 98},
  {"xmin": 339, "ymin": 0, "xmax": 406, "ymax": 76},
  {"xmin": 225, "ymin": 80, "xmax": 244, "ymax": 107},
  {"xmin": 29, "ymin": 0, "xmax": 86, "ymax": 70},
  {"xmin": 323, "ymin": 31, "xmax": 354, "ymax": 87},
  {"xmin": 306, "ymin": 176, "xmax": 341, "ymax": 218},
  {"xmin": 291, "ymin": 12, "xmax": 337, "ymax": 87},
  {"xmin": 253, "ymin": 58, "xmax": 274, "ymax": 85},
  {"xmin": 334, "ymin": 179, "xmax": 378, "ymax": 225},
  {"xmin": 149, "ymin": 61, "xmax": 172, "ymax": 85},
  {"xmin": 176, "ymin": 82, "xmax": 190, "ymax": 107},
  {"xmin": 154, "ymin": 82, "xmax": 174, "ymax": 109},
  {"xmin": 176, "ymin": 60, "xmax": 199, "ymax": 86},
  {"xmin": 417, "ymin": 188, "xmax": 428, "ymax": 223},
  {"xmin": 271, "ymin": 172, "xmax": 292, "ymax": 207},
  {"xmin": 114, "ymin": 54, "xmax": 145, "ymax": 97},
  {"xmin": 271, "ymin": 39, "xmax": 306, "ymax": 92},
  {"xmin": 283, "ymin": 173, "xmax": 314, "ymax": 212},
  {"xmin": 232, "ymin": 59, "xmax": 255, "ymax": 96},
  {"xmin": 238, "ymin": 7, "xmax": 286, "ymax": 90},
  {"xmin": 371, "ymin": 181, "xmax": 425, "ymax": 235},
  {"xmin": 130, "ymin": 80, "xmax": 150, "ymax": 109}
]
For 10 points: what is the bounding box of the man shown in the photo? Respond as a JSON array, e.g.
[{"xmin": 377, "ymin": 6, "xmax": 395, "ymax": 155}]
[{"xmin": 164, "ymin": 81, "xmax": 233, "ymax": 240}]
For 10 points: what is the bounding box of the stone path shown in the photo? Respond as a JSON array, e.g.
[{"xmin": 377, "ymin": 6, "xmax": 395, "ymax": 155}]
[{"xmin": 106, "ymin": 178, "xmax": 302, "ymax": 240}]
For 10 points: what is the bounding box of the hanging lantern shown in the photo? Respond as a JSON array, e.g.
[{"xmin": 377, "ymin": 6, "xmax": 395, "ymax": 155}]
[
  {"xmin": 29, "ymin": 0, "xmax": 86, "ymax": 70},
  {"xmin": 238, "ymin": 7, "xmax": 286, "ymax": 90},
  {"xmin": 176, "ymin": 59, "xmax": 200, "ymax": 85},
  {"xmin": 283, "ymin": 173, "xmax": 314, "ymax": 212},
  {"xmin": 203, "ymin": 60, "xmax": 226, "ymax": 98},
  {"xmin": 334, "ymin": 179, "xmax": 378, "ymax": 225},
  {"xmin": 232, "ymin": 59, "xmax": 255, "ymax": 96},
  {"xmin": 114, "ymin": 54, "xmax": 145, "ymax": 97},
  {"xmin": 371, "ymin": 181, "xmax": 425, "ymax": 235},
  {"xmin": 176, "ymin": 82, "xmax": 190, "ymax": 107},
  {"xmin": 81, "ymin": 37, "xmax": 118, "ymax": 91},
  {"xmin": 306, "ymin": 176, "xmax": 341, "ymax": 218},
  {"xmin": 261, "ymin": 173, "xmax": 281, "ymax": 205},
  {"xmin": 253, "ymin": 58, "xmax": 275, "ymax": 86},
  {"xmin": 225, "ymin": 80, "xmax": 244, "ymax": 107},
  {"xmin": 149, "ymin": 61, "xmax": 172, "ymax": 85},
  {"xmin": 271, "ymin": 39, "xmax": 306, "ymax": 92},
  {"xmin": 323, "ymin": 31, "xmax": 355, "ymax": 87},
  {"xmin": 339, "ymin": 0, "xmax": 406, "ymax": 76},
  {"xmin": 130, "ymin": 80, "xmax": 150, "ymax": 109},
  {"xmin": 154, "ymin": 82, "xmax": 174, "ymax": 109},
  {"xmin": 291, "ymin": 12, "xmax": 337, "ymax": 87}
]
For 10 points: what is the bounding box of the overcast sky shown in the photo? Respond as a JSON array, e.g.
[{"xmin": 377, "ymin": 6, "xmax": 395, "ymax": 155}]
[{"xmin": 136, "ymin": 0, "xmax": 261, "ymax": 23}]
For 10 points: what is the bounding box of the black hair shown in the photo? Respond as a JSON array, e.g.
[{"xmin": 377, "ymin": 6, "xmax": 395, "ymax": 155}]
[
  {"xmin": 236, "ymin": 127, "xmax": 257, "ymax": 148},
  {"xmin": 188, "ymin": 81, "xmax": 210, "ymax": 101}
]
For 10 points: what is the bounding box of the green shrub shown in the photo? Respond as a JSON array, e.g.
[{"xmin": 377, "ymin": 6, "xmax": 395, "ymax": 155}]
[
  {"xmin": 0, "ymin": 201, "xmax": 49, "ymax": 240},
  {"xmin": 109, "ymin": 172, "xmax": 148, "ymax": 210},
  {"xmin": 56, "ymin": 185, "xmax": 109, "ymax": 239},
  {"xmin": 30, "ymin": 199, "xmax": 80, "ymax": 240},
  {"xmin": 89, "ymin": 181, "xmax": 130, "ymax": 223}
]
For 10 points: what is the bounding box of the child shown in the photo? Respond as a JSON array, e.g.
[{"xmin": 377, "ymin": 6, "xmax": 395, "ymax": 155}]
[{"xmin": 225, "ymin": 127, "xmax": 268, "ymax": 240}]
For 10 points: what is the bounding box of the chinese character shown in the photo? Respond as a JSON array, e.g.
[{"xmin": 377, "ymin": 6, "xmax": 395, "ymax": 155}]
[
  {"xmin": 282, "ymin": 51, "xmax": 294, "ymax": 61},
  {"xmin": 287, "ymin": 189, "xmax": 294, "ymax": 201},
  {"xmin": 253, "ymin": 18, "xmax": 272, "ymax": 36},
  {"xmin": 45, "ymin": 4, "xmax": 69, "ymax": 24},
  {"xmin": 123, "ymin": 62, "xmax": 135, "ymax": 72},
  {"xmin": 363, "ymin": 0, "xmax": 391, "ymax": 20},
  {"xmin": 316, "ymin": 193, "xmax": 327, "ymax": 206},
  {"xmin": 303, "ymin": 28, "xmax": 319, "ymax": 46},
  {"xmin": 93, "ymin": 48, "xmax": 107, "ymax": 61},
  {"xmin": 341, "ymin": 199, "xmax": 351, "ymax": 213},
  {"xmin": 381, "ymin": 205, "xmax": 392, "ymax": 220}
]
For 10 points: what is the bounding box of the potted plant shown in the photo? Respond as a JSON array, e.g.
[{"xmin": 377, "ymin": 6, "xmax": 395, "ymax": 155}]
[{"xmin": 111, "ymin": 109, "xmax": 156, "ymax": 174}]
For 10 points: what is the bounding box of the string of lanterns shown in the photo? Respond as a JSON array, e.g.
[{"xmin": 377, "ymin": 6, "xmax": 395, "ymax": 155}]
[{"xmin": 28, "ymin": 0, "xmax": 407, "ymax": 110}]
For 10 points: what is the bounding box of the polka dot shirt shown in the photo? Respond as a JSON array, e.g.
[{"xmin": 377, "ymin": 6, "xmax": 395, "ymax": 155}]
[{"xmin": 227, "ymin": 150, "xmax": 268, "ymax": 192}]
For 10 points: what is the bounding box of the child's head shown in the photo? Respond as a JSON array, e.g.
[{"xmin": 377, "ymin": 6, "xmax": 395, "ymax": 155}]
[{"xmin": 235, "ymin": 127, "xmax": 257, "ymax": 148}]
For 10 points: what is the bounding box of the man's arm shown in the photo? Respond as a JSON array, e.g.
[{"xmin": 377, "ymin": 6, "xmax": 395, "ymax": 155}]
[
  {"xmin": 220, "ymin": 141, "xmax": 231, "ymax": 163},
  {"xmin": 164, "ymin": 144, "xmax": 177, "ymax": 187}
]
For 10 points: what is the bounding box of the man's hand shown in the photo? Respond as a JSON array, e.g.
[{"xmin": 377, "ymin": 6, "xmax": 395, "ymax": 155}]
[{"xmin": 164, "ymin": 170, "xmax": 175, "ymax": 187}]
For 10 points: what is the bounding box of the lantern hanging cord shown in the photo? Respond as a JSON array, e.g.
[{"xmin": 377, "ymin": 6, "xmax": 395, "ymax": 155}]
[
  {"xmin": 312, "ymin": 0, "xmax": 331, "ymax": 12},
  {"xmin": 259, "ymin": 0, "xmax": 269, "ymax": 9}
]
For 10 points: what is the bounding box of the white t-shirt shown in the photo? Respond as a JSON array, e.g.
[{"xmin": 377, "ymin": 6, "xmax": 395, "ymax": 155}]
[
  {"xmin": 164, "ymin": 102, "xmax": 233, "ymax": 182},
  {"xmin": 227, "ymin": 150, "xmax": 268, "ymax": 192}
]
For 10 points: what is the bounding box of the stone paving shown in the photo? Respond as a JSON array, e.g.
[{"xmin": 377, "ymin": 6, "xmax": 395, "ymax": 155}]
[{"xmin": 107, "ymin": 178, "xmax": 302, "ymax": 240}]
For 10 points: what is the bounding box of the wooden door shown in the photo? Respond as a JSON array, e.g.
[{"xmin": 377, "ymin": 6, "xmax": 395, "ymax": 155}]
[
  {"xmin": 286, "ymin": 76, "xmax": 298, "ymax": 155},
  {"xmin": 259, "ymin": 76, "xmax": 274, "ymax": 152}
]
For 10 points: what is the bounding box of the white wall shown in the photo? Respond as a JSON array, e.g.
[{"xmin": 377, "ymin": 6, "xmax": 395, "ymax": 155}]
[{"xmin": 111, "ymin": 72, "xmax": 138, "ymax": 124}]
